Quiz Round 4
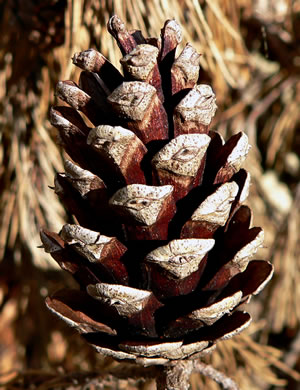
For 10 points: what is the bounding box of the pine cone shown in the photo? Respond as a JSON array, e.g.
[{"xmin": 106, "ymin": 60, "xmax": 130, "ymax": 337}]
[{"xmin": 41, "ymin": 16, "xmax": 273, "ymax": 366}]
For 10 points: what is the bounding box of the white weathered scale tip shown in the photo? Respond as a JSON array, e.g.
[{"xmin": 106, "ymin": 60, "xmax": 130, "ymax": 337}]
[
  {"xmin": 60, "ymin": 224, "xmax": 113, "ymax": 262},
  {"xmin": 239, "ymin": 172, "xmax": 251, "ymax": 203},
  {"xmin": 145, "ymin": 238, "xmax": 215, "ymax": 278},
  {"xmin": 61, "ymin": 224, "xmax": 100, "ymax": 245},
  {"xmin": 109, "ymin": 184, "xmax": 174, "ymax": 225},
  {"xmin": 227, "ymin": 133, "xmax": 251, "ymax": 171},
  {"xmin": 40, "ymin": 231, "xmax": 61, "ymax": 253},
  {"xmin": 93, "ymin": 344, "xmax": 170, "ymax": 365},
  {"xmin": 87, "ymin": 124, "xmax": 135, "ymax": 144},
  {"xmin": 165, "ymin": 19, "xmax": 182, "ymax": 43},
  {"xmin": 233, "ymin": 230, "xmax": 265, "ymax": 271},
  {"xmin": 64, "ymin": 160, "xmax": 95, "ymax": 179},
  {"xmin": 253, "ymin": 263, "xmax": 274, "ymax": 295},
  {"xmin": 72, "ymin": 49, "xmax": 103, "ymax": 71},
  {"xmin": 189, "ymin": 291, "xmax": 243, "ymax": 325},
  {"xmin": 87, "ymin": 283, "xmax": 152, "ymax": 316},
  {"xmin": 93, "ymin": 344, "xmax": 138, "ymax": 361},
  {"xmin": 63, "ymin": 160, "xmax": 101, "ymax": 196},
  {"xmin": 152, "ymin": 134, "xmax": 211, "ymax": 177},
  {"xmin": 87, "ymin": 125, "xmax": 141, "ymax": 165},
  {"xmin": 175, "ymin": 84, "xmax": 217, "ymax": 124},
  {"xmin": 119, "ymin": 341, "xmax": 183, "ymax": 358},
  {"xmin": 109, "ymin": 15, "xmax": 126, "ymax": 32},
  {"xmin": 46, "ymin": 300, "xmax": 79, "ymax": 329},
  {"xmin": 50, "ymin": 108, "xmax": 73, "ymax": 129},
  {"xmin": 191, "ymin": 182, "xmax": 239, "ymax": 225},
  {"xmin": 220, "ymin": 314, "xmax": 252, "ymax": 340},
  {"xmin": 120, "ymin": 44, "xmax": 159, "ymax": 80},
  {"xmin": 173, "ymin": 43, "xmax": 200, "ymax": 83},
  {"xmin": 181, "ymin": 340, "xmax": 209, "ymax": 357},
  {"xmin": 56, "ymin": 81, "xmax": 90, "ymax": 110},
  {"xmin": 119, "ymin": 339, "xmax": 212, "ymax": 361},
  {"xmin": 107, "ymin": 81, "xmax": 157, "ymax": 121}
]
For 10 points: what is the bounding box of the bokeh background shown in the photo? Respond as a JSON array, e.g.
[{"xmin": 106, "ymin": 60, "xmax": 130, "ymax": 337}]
[{"xmin": 0, "ymin": 0, "xmax": 299, "ymax": 388}]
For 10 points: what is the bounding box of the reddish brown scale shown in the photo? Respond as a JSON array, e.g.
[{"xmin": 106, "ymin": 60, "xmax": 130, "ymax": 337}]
[
  {"xmin": 107, "ymin": 81, "xmax": 169, "ymax": 144},
  {"xmin": 54, "ymin": 161, "xmax": 110, "ymax": 233},
  {"xmin": 72, "ymin": 48, "xmax": 124, "ymax": 92},
  {"xmin": 171, "ymin": 43, "xmax": 201, "ymax": 95},
  {"xmin": 144, "ymin": 254, "xmax": 208, "ymax": 300},
  {"xmin": 87, "ymin": 125, "xmax": 147, "ymax": 187},
  {"xmin": 181, "ymin": 182, "xmax": 239, "ymax": 239},
  {"xmin": 151, "ymin": 133, "xmax": 210, "ymax": 202},
  {"xmin": 120, "ymin": 44, "xmax": 164, "ymax": 102},
  {"xmin": 107, "ymin": 15, "xmax": 138, "ymax": 55},
  {"xmin": 60, "ymin": 224, "xmax": 129, "ymax": 286},
  {"xmin": 109, "ymin": 185, "xmax": 176, "ymax": 240},
  {"xmin": 173, "ymin": 84, "xmax": 217, "ymax": 137},
  {"xmin": 40, "ymin": 230, "xmax": 101, "ymax": 286},
  {"xmin": 46, "ymin": 289, "xmax": 118, "ymax": 335}
]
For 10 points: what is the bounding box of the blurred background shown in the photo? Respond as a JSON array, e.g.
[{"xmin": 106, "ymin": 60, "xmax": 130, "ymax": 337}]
[{"xmin": 0, "ymin": 0, "xmax": 299, "ymax": 388}]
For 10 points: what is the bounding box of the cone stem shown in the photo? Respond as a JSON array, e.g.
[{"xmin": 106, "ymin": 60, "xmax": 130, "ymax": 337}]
[
  {"xmin": 156, "ymin": 360, "xmax": 194, "ymax": 390},
  {"xmin": 155, "ymin": 360, "xmax": 240, "ymax": 390}
]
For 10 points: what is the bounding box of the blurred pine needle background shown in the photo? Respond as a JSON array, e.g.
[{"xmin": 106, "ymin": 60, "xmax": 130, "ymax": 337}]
[{"xmin": 0, "ymin": 0, "xmax": 299, "ymax": 389}]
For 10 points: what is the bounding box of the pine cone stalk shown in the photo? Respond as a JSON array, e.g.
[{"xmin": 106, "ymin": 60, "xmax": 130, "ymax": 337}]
[{"xmin": 41, "ymin": 15, "xmax": 273, "ymax": 388}]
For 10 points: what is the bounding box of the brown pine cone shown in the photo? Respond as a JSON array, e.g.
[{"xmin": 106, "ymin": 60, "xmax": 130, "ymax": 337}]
[{"xmin": 41, "ymin": 15, "xmax": 273, "ymax": 367}]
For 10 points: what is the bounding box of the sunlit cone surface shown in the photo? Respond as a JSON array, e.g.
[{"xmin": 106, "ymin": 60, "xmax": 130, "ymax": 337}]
[{"xmin": 41, "ymin": 16, "xmax": 273, "ymax": 366}]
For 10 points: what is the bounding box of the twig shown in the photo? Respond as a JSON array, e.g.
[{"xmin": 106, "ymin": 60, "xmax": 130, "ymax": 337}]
[{"xmin": 193, "ymin": 361, "xmax": 240, "ymax": 390}]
